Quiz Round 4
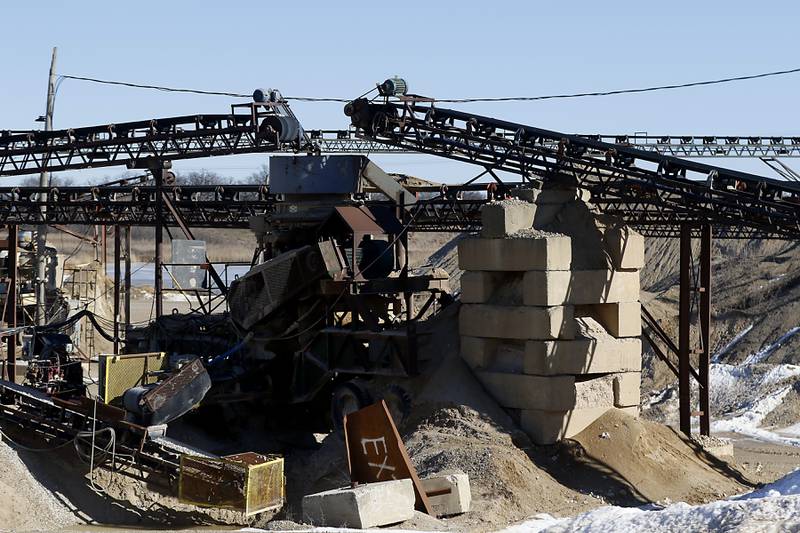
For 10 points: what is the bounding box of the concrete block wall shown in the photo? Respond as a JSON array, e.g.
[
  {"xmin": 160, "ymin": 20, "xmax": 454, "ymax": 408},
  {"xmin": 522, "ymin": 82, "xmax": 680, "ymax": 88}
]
[{"xmin": 459, "ymin": 189, "xmax": 643, "ymax": 445}]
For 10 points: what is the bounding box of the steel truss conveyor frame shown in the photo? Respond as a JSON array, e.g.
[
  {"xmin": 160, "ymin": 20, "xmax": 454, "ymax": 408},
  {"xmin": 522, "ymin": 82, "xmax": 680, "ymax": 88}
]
[
  {"xmin": 345, "ymin": 98, "xmax": 800, "ymax": 240},
  {"xmin": 0, "ymin": 183, "xmax": 487, "ymax": 231},
  {"xmin": 5, "ymin": 124, "xmax": 800, "ymax": 177},
  {"xmin": 3, "ymin": 106, "xmax": 800, "ymax": 180}
]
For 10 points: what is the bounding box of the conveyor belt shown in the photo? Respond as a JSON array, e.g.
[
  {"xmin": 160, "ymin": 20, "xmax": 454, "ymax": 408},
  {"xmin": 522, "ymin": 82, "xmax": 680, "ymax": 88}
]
[{"xmin": 346, "ymin": 98, "xmax": 800, "ymax": 239}]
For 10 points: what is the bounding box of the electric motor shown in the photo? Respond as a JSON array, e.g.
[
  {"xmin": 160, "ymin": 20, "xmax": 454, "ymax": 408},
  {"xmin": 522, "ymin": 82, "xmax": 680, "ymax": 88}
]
[{"xmin": 378, "ymin": 77, "xmax": 408, "ymax": 97}]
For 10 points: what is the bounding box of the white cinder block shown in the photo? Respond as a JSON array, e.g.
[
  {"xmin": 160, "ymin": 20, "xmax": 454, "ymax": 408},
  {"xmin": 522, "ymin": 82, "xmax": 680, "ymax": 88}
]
[
  {"xmin": 460, "ymin": 304, "xmax": 576, "ymax": 340},
  {"xmin": 458, "ymin": 236, "xmax": 572, "ymax": 271},
  {"xmin": 421, "ymin": 473, "xmax": 471, "ymax": 516},
  {"xmin": 302, "ymin": 479, "xmax": 415, "ymax": 528},
  {"xmin": 480, "ymin": 201, "xmax": 536, "ymax": 238}
]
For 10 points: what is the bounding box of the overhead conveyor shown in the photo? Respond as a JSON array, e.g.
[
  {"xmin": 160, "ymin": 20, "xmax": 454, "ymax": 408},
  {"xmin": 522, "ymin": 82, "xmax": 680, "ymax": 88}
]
[{"xmin": 345, "ymin": 97, "xmax": 800, "ymax": 240}]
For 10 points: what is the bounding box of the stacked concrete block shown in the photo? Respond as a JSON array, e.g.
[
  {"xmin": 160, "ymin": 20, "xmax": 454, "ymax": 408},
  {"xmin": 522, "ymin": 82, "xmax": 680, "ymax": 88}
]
[{"xmin": 459, "ymin": 191, "xmax": 643, "ymax": 445}]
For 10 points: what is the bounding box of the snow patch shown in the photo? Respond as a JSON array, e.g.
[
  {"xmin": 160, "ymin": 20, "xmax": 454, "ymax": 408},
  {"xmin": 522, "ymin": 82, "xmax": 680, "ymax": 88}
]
[
  {"xmin": 712, "ymin": 324, "xmax": 753, "ymax": 363},
  {"xmin": 742, "ymin": 326, "xmax": 800, "ymax": 365}
]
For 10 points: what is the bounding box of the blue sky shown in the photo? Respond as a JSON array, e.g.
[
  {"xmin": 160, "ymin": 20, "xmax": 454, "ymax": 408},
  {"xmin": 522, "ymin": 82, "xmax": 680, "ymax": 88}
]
[{"xmin": 2, "ymin": 1, "xmax": 799, "ymax": 184}]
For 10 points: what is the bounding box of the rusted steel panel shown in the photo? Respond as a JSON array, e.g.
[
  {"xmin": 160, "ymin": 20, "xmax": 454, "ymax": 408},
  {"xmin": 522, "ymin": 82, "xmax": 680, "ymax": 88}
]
[
  {"xmin": 179, "ymin": 453, "xmax": 284, "ymax": 515},
  {"xmin": 344, "ymin": 400, "xmax": 432, "ymax": 514}
]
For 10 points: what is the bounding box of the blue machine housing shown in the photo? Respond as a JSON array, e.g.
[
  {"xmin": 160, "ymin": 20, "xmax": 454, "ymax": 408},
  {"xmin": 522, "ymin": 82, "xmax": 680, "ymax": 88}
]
[{"xmin": 270, "ymin": 155, "xmax": 365, "ymax": 195}]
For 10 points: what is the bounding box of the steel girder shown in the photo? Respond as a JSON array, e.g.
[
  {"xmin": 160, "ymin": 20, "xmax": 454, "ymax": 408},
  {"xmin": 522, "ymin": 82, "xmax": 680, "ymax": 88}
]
[
  {"xmin": 345, "ymin": 99, "xmax": 800, "ymax": 239},
  {"xmin": 0, "ymin": 104, "xmax": 293, "ymax": 177},
  {"xmin": 4, "ymin": 119, "xmax": 800, "ymax": 179},
  {"xmin": 0, "ymin": 185, "xmax": 273, "ymax": 228},
  {"xmin": 0, "ymin": 184, "xmax": 484, "ymax": 231}
]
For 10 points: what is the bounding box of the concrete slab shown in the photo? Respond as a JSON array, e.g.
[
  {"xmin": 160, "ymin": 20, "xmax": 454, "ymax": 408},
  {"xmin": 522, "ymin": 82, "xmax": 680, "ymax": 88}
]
[
  {"xmin": 460, "ymin": 336, "xmax": 498, "ymax": 369},
  {"xmin": 460, "ymin": 271, "xmax": 507, "ymax": 303},
  {"xmin": 520, "ymin": 406, "xmax": 638, "ymax": 445},
  {"xmin": 582, "ymin": 302, "xmax": 642, "ymax": 337},
  {"xmin": 537, "ymin": 187, "xmax": 592, "ymax": 205},
  {"xmin": 458, "ymin": 236, "xmax": 572, "ymax": 272},
  {"xmin": 421, "ymin": 473, "xmax": 471, "ymax": 516},
  {"xmin": 574, "ymin": 375, "xmax": 616, "ymax": 409},
  {"xmin": 302, "ymin": 479, "xmax": 415, "ymax": 528},
  {"xmin": 604, "ymin": 226, "xmax": 644, "ymax": 270},
  {"xmin": 613, "ymin": 372, "xmax": 641, "ymax": 407},
  {"xmin": 475, "ymin": 371, "xmax": 576, "ymax": 411},
  {"xmin": 461, "ymin": 336, "xmax": 527, "ymax": 372},
  {"xmin": 520, "ymin": 406, "xmax": 610, "ymax": 445},
  {"xmin": 525, "ymin": 337, "xmax": 642, "ymax": 375},
  {"xmin": 523, "ymin": 269, "xmax": 640, "ymax": 306},
  {"xmin": 460, "ymin": 304, "xmax": 576, "ymax": 340},
  {"xmin": 480, "ymin": 201, "xmax": 536, "ymax": 238}
]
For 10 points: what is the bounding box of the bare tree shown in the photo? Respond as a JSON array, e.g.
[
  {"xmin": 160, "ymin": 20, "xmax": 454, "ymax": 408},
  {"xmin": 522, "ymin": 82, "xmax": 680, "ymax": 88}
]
[
  {"xmin": 240, "ymin": 163, "xmax": 269, "ymax": 185},
  {"xmin": 21, "ymin": 174, "xmax": 73, "ymax": 187}
]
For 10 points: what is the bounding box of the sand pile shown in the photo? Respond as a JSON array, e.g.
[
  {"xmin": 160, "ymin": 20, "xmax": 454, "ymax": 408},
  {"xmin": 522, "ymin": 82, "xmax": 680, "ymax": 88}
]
[
  {"xmin": 0, "ymin": 437, "xmax": 78, "ymax": 531},
  {"xmin": 404, "ymin": 405, "xmax": 603, "ymax": 531},
  {"xmin": 0, "ymin": 426, "xmax": 252, "ymax": 531},
  {"xmin": 565, "ymin": 409, "xmax": 753, "ymax": 505}
]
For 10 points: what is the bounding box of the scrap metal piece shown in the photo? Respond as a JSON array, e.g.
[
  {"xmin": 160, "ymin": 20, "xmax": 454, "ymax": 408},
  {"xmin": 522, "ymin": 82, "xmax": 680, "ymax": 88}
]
[
  {"xmin": 228, "ymin": 241, "xmax": 343, "ymax": 331},
  {"xmin": 179, "ymin": 452, "xmax": 284, "ymax": 515},
  {"xmin": 343, "ymin": 400, "xmax": 433, "ymax": 515},
  {"xmin": 123, "ymin": 358, "xmax": 211, "ymax": 426}
]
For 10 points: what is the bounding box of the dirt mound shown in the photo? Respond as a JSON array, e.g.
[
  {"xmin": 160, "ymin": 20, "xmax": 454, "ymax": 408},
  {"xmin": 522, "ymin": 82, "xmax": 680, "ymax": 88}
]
[
  {"xmin": 0, "ymin": 426, "xmax": 254, "ymax": 530},
  {"xmin": 566, "ymin": 410, "xmax": 753, "ymax": 505},
  {"xmin": 405, "ymin": 405, "xmax": 602, "ymax": 531},
  {"xmin": 0, "ymin": 438, "xmax": 77, "ymax": 531}
]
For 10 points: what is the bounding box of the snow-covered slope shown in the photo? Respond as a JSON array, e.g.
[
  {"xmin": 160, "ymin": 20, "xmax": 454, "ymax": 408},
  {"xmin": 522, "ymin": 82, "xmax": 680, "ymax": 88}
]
[{"xmin": 502, "ymin": 468, "xmax": 800, "ymax": 533}]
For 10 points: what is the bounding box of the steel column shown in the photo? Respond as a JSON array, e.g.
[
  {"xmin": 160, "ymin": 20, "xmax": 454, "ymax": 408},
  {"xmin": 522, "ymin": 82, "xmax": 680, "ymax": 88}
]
[
  {"xmin": 154, "ymin": 168, "xmax": 165, "ymax": 318},
  {"xmin": 398, "ymin": 192, "xmax": 418, "ymax": 375},
  {"xmin": 5, "ymin": 225, "xmax": 17, "ymax": 383},
  {"xmin": 124, "ymin": 226, "xmax": 131, "ymax": 335},
  {"xmin": 678, "ymin": 224, "xmax": 692, "ymax": 436},
  {"xmin": 113, "ymin": 225, "xmax": 121, "ymax": 354},
  {"xmin": 699, "ymin": 224, "xmax": 712, "ymax": 436}
]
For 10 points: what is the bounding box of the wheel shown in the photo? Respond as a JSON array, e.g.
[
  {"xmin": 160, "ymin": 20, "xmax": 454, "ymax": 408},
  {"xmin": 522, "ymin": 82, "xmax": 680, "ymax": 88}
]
[
  {"xmin": 330, "ymin": 380, "xmax": 373, "ymax": 431},
  {"xmin": 379, "ymin": 384, "xmax": 413, "ymax": 426}
]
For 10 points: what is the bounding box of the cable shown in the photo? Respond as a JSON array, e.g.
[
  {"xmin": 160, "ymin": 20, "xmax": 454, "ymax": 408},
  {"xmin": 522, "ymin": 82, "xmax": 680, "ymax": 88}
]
[
  {"xmin": 431, "ymin": 66, "xmax": 800, "ymax": 103},
  {"xmin": 59, "ymin": 75, "xmax": 352, "ymax": 102},
  {"xmin": 59, "ymin": 75, "xmax": 249, "ymax": 98},
  {"xmin": 0, "ymin": 428, "xmax": 76, "ymax": 452},
  {"xmin": 61, "ymin": 66, "xmax": 800, "ymax": 104}
]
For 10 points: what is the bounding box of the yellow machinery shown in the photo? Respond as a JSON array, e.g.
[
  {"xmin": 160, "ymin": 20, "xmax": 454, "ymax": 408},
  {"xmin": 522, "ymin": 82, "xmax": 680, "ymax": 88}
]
[
  {"xmin": 179, "ymin": 452, "xmax": 285, "ymax": 515},
  {"xmin": 98, "ymin": 352, "xmax": 167, "ymax": 405}
]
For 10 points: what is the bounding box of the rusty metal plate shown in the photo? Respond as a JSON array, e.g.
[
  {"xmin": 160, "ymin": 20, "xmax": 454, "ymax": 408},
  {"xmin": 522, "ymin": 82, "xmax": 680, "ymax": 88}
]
[{"xmin": 344, "ymin": 400, "xmax": 432, "ymax": 514}]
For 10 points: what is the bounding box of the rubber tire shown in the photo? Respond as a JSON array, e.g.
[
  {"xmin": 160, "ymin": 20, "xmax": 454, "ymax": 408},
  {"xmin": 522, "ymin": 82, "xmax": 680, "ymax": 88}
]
[
  {"xmin": 379, "ymin": 384, "xmax": 413, "ymax": 426},
  {"xmin": 330, "ymin": 380, "xmax": 373, "ymax": 431}
]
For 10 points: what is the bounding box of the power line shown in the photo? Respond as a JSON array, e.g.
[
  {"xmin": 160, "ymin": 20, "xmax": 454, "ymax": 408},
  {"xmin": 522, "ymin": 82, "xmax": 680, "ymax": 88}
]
[
  {"xmin": 433, "ymin": 66, "xmax": 800, "ymax": 102},
  {"xmin": 59, "ymin": 75, "xmax": 350, "ymax": 101},
  {"xmin": 59, "ymin": 75, "xmax": 250, "ymax": 98},
  {"xmin": 59, "ymin": 66, "xmax": 800, "ymax": 104}
]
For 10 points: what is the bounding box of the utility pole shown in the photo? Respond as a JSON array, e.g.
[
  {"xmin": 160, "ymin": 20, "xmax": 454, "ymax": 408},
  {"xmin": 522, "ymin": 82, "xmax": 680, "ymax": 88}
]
[{"xmin": 35, "ymin": 47, "xmax": 57, "ymax": 326}]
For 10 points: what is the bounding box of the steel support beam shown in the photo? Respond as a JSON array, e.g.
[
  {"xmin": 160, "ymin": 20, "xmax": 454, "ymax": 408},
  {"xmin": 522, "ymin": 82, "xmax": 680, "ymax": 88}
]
[
  {"xmin": 676, "ymin": 223, "xmax": 713, "ymax": 437},
  {"xmin": 124, "ymin": 226, "xmax": 131, "ymax": 336},
  {"xmin": 5, "ymin": 225, "xmax": 17, "ymax": 383},
  {"xmin": 699, "ymin": 224, "xmax": 712, "ymax": 436},
  {"xmin": 154, "ymin": 167, "xmax": 165, "ymax": 319},
  {"xmin": 113, "ymin": 225, "xmax": 121, "ymax": 355},
  {"xmin": 678, "ymin": 224, "xmax": 692, "ymax": 436}
]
